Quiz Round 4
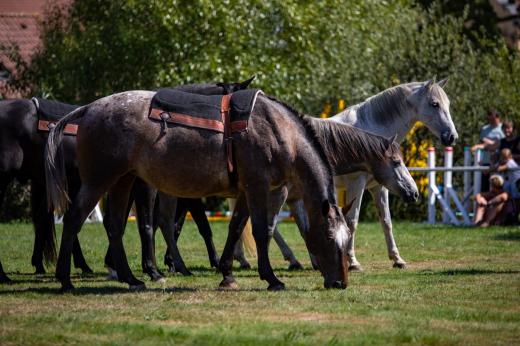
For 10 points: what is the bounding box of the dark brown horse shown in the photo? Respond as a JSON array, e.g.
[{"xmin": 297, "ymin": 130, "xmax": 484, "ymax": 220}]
[
  {"xmin": 0, "ymin": 98, "xmax": 92, "ymax": 283},
  {"xmin": 45, "ymin": 90, "xmax": 355, "ymax": 291}
]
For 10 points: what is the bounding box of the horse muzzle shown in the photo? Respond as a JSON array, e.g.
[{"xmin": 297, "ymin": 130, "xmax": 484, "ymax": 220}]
[
  {"xmin": 324, "ymin": 280, "xmax": 347, "ymax": 289},
  {"xmin": 441, "ymin": 131, "xmax": 457, "ymax": 146}
]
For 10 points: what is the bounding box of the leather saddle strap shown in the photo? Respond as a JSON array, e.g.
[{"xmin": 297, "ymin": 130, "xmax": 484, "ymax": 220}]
[
  {"xmin": 38, "ymin": 119, "xmax": 78, "ymax": 135},
  {"xmin": 221, "ymin": 94, "xmax": 233, "ymax": 173}
]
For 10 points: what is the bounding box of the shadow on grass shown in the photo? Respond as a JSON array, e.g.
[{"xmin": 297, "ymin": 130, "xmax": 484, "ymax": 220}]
[
  {"xmin": 493, "ymin": 230, "xmax": 520, "ymax": 241},
  {"xmin": 421, "ymin": 268, "xmax": 520, "ymax": 276}
]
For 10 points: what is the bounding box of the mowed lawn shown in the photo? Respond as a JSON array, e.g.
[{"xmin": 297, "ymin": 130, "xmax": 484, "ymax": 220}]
[{"xmin": 0, "ymin": 220, "xmax": 519, "ymax": 345}]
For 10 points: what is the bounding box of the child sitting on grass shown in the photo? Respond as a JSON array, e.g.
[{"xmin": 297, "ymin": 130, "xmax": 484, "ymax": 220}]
[{"xmin": 474, "ymin": 175, "xmax": 509, "ymax": 227}]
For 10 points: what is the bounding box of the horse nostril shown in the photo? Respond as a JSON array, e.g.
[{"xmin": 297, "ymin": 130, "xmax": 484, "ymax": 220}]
[{"xmin": 413, "ymin": 191, "xmax": 419, "ymax": 200}]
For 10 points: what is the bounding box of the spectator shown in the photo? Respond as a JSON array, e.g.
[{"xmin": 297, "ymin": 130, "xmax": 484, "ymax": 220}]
[
  {"xmin": 493, "ymin": 148, "xmax": 520, "ymax": 199},
  {"xmin": 474, "ymin": 175, "xmax": 509, "ymax": 227},
  {"xmin": 472, "ymin": 120, "xmax": 519, "ymax": 164},
  {"xmin": 471, "ymin": 108, "xmax": 505, "ymax": 190}
]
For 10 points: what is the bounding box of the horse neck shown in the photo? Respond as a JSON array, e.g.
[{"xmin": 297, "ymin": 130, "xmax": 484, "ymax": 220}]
[
  {"xmin": 332, "ymin": 84, "xmax": 419, "ymax": 143},
  {"xmin": 292, "ymin": 126, "xmax": 336, "ymax": 223},
  {"xmin": 308, "ymin": 118, "xmax": 383, "ymax": 176}
]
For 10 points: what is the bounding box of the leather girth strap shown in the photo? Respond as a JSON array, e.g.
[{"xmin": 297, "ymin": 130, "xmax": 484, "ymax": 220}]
[{"xmin": 221, "ymin": 94, "xmax": 234, "ymax": 172}]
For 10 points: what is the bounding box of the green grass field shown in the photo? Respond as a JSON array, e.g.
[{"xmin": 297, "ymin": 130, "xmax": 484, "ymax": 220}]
[{"xmin": 1, "ymin": 220, "xmax": 519, "ymax": 345}]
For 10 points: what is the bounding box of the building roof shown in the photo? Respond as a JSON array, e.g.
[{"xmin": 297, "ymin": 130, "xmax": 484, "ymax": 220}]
[{"xmin": 0, "ymin": 13, "xmax": 40, "ymax": 72}]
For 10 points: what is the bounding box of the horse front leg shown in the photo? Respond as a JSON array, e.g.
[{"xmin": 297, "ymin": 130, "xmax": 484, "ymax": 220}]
[
  {"xmin": 219, "ymin": 193, "xmax": 249, "ymax": 289},
  {"xmin": 0, "ymin": 177, "xmax": 12, "ymax": 283},
  {"xmin": 133, "ymin": 179, "xmax": 164, "ymax": 282},
  {"xmin": 342, "ymin": 174, "xmax": 367, "ymax": 271},
  {"xmin": 247, "ymin": 185, "xmax": 286, "ymax": 291},
  {"xmin": 288, "ymin": 199, "xmax": 318, "ymax": 269},
  {"xmin": 369, "ymin": 185, "xmax": 406, "ymax": 269}
]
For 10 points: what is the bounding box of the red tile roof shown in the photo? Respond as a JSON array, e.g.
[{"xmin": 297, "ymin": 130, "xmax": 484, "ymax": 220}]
[{"xmin": 0, "ymin": 13, "xmax": 40, "ymax": 71}]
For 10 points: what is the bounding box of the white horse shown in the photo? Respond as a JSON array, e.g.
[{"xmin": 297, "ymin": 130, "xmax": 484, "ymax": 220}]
[{"xmin": 256, "ymin": 79, "xmax": 457, "ymax": 271}]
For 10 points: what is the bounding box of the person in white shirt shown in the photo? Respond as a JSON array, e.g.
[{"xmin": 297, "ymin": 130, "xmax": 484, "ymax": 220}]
[{"xmin": 494, "ymin": 148, "xmax": 520, "ymax": 199}]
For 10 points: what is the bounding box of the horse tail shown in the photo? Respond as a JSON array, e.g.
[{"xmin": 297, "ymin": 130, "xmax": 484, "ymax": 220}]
[
  {"xmin": 45, "ymin": 105, "xmax": 87, "ymax": 214},
  {"xmin": 43, "ymin": 218, "xmax": 57, "ymax": 265},
  {"xmin": 241, "ymin": 218, "xmax": 257, "ymax": 258}
]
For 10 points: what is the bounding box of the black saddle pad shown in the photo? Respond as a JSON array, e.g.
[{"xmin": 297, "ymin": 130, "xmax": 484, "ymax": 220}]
[
  {"xmin": 32, "ymin": 97, "xmax": 79, "ymax": 121},
  {"xmin": 149, "ymin": 88, "xmax": 262, "ymax": 132}
]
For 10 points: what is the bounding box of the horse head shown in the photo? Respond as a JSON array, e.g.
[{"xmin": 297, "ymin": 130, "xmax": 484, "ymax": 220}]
[
  {"xmin": 408, "ymin": 78, "xmax": 458, "ymax": 146},
  {"xmin": 368, "ymin": 135, "xmax": 419, "ymax": 203},
  {"xmin": 305, "ymin": 200, "xmax": 349, "ymax": 289}
]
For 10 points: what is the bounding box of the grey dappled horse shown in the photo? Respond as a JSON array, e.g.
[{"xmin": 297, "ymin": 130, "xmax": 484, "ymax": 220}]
[{"xmin": 45, "ymin": 91, "xmax": 352, "ymax": 291}]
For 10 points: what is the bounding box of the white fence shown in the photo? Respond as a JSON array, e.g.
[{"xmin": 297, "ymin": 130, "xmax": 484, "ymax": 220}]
[{"xmin": 409, "ymin": 146, "xmax": 518, "ymax": 226}]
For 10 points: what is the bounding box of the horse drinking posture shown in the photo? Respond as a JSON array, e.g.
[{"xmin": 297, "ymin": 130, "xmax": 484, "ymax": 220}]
[{"xmin": 46, "ymin": 90, "xmax": 352, "ymax": 291}]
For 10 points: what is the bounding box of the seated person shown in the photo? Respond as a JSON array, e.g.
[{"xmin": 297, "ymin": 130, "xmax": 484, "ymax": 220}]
[
  {"xmin": 492, "ymin": 148, "xmax": 520, "ymax": 200},
  {"xmin": 474, "ymin": 175, "xmax": 509, "ymax": 227}
]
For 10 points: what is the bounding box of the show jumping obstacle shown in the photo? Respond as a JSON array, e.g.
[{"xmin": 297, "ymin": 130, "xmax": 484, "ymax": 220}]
[{"xmin": 412, "ymin": 146, "xmax": 519, "ymax": 225}]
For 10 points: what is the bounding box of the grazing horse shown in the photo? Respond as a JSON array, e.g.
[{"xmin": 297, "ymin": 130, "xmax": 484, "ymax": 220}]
[
  {"xmin": 45, "ymin": 89, "xmax": 417, "ymax": 291},
  {"xmin": 0, "ymin": 98, "xmax": 92, "ymax": 283},
  {"xmin": 102, "ymin": 78, "xmax": 257, "ymax": 281},
  {"xmin": 285, "ymin": 79, "xmax": 457, "ymax": 270}
]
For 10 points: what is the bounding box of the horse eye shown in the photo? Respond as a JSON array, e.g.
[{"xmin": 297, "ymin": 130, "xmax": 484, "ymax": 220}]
[{"xmin": 431, "ymin": 101, "xmax": 439, "ymax": 108}]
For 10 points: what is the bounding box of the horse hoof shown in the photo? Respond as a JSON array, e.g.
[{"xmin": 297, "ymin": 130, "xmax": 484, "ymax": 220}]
[
  {"xmin": 182, "ymin": 271, "xmax": 193, "ymax": 277},
  {"xmin": 156, "ymin": 277, "xmax": 167, "ymax": 285},
  {"xmin": 393, "ymin": 262, "xmax": 407, "ymax": 269},
  {"xmin": 349, "ymin": 264, "xmax": 364, "ymax": 272},
  {"xmin": 288, "ymin": 262, "xmax": 304, "ymax": 271},
  {"xmin": 80, "ymin": 266, "xmax": 94, "ymax": 274},
  {"xmin": 153, "ymin": 276, "xmax": 166, "ymax": 283},
  {"xmin": 219, "ymin": 278, "xmax": 238, "ymax": 290},
  {"xmin": 60, "ymin": 282, "xmax": 75, "ymax": 293},
  {"xmin": 34, "ymin": 267, "xmax": 46, "ymax": 275},
  {"xmin": 106, "ymin": 268, "xmax": 119, "ymax": 281},
  {"xmin": 267, "ymin": 282, "xmax": 286, "ymax": 291},
  {"xmin": 239, "ymin": 263, "xmax": 251, "ymax": 270},
  {"xmin": 129, "ymin": 283, "xmax": 147, "ymax": 291},
  {"xmin": 0, "ymin": 275, "xmax": 12, "ymax": 284}
]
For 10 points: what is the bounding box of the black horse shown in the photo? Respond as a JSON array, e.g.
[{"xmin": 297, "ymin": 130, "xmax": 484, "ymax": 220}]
[
  {"xmin": 0, "ymin": 97, "xmax": 92, "ymax": 283},
  {"xmin": 0, "ymin": 78, "xmax": 253, "ymax": 284}
]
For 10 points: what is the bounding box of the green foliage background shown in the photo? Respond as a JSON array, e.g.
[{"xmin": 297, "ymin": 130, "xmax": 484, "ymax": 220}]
[{"xmin": 2, "ymin": 0, "xmax": 520, "ymax": 220}]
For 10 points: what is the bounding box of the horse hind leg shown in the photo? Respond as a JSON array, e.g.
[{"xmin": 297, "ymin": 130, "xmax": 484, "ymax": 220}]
[
  {"xmin": 133, "ymin": 179, "xmax": 165, "ymax": 282},
  {"xmin": 272, "ymin": 227, "xmax": 303, "ymax": 270},
  {"xmin": 103, "ymin": 174, "xmax": 146, "ymax": 290},
  {"xmin": 56, "ymin": 184, "xmax": 108, "ymax": 291},
  {"xmin": 187, "ymin": 198, "xmax": 220, "ymax": 268},
  {"xmin": 369, "ymin": 185, "xmax": 406, "ymax": 269},
  {"xmin": 219, "ymin": 193, "xmax": 249, "ymax": 289},
  {"xmin": 156, "ymin": 193, "xmax": 192, "ymax": 276},
  {"xmin": 0, "ymin": 260, "xmax": 11, "ymax": 283}
]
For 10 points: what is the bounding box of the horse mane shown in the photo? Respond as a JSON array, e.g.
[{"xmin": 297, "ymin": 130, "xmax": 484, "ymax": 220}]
[
  {"xmin": 265, "ymin": 95, "xmax": 336, "ymax": 198},
  {"xmin": 304, "ymin": 117, "xmax": 401, "ymax": 168},
  {"xmin": 355, "ymin": 84, "xmax": 412, "ymax": 125}
]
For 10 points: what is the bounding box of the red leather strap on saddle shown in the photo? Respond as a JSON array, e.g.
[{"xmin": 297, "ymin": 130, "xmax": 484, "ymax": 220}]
[
  {"xmin": 221, "ymin": 94, "xmax": 234, "ymax": 172},
  {"xmin": 38, "ymin": 120, "xmax": 78, "ymax": 135}
]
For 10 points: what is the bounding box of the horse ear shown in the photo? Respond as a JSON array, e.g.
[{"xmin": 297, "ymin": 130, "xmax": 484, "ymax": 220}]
[
  {"xmin": 389, "ymin": 133, "xmax": 398, "ymax": 144},
  {"xmin": 437, "ymin": 78, "xmax": 449, "ymax": 88},
  {"xmin": 239, "ymin": 75, "xmax": 256, "ymax": 89},
  {"xmin": 321, "ymin": 200, "xmax": 331, "ymax": 217},
  {"xmin": 423, "ymin": 80, "xmax": 434, "ymax": 92},
  {"xmin": 384, "ymin": 134, "xmax": 397, "ymax": 150}
]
